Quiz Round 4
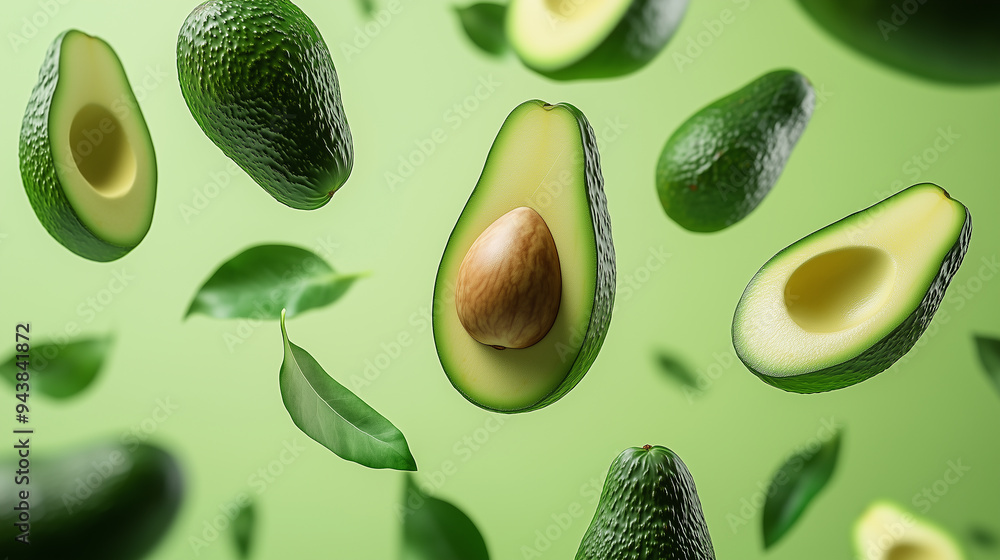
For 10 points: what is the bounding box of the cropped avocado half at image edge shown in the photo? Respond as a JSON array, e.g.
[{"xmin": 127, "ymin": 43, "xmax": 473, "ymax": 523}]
[
  {"xmin": 657, "ymin": 69, "xmax": 815, "ymax": 232},
  {"xmin": 855, "ymin": 502, "xmax": 966, "ymax": 560},
  {"xmin": 508, "ymin": 0, "xmax": 690, "ymax": 80},
  {"xmin": 733, "ymin": 183, "xmax": 971, "ymax": 393},
  {"xmin": 19, "ymin": 30, "xmax": 157, "ymax": 262},
  {"xmin": 0, "ymin": 442, "xmax": 183, "ymax": 560},
  {"xmin": 433, "ymin": 100, "xmax": 615, "ymax": 413},
  {"xmin": 177, "ymin": 0, "xmax": 353, "ymax": 210},
  {"xmin": 796, "ymin": 0, "xmax": 1000, "ymax": 84},
  {"xmin": 576, "ymin": 445, "xmax": 715, "ymax": 559}
]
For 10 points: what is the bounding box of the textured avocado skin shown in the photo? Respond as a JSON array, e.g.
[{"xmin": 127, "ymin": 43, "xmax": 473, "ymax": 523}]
[
  {"xmin": 177, "ymin": 0, "xmax": 353, "ymax": 210},
  {"xmin": 527, "ymin": 102, "xmax": 616, "ymax": 412},
  {"xmin": 19, "ymin": 30, "xmax": 152, "ymax": 262},
  {"xmin": 535, "ymin": 0, "xmax": 689, "ymax": 81},
  {"xmin": 0, "ymin": 442, "xmax": 184, "ymax": 559},
  {"xmin": 435, "ymin": 100, "xmax": 616, "ymax": 414},
  {"xmin": 796, "ymin": 0, "xmax": 1000, "ymax": 84},
  {"xmin": 734, "ymin": 185, "xmax": 972, "ymax": 394},
  {"xmin": 656, "ymin": 70, "xmax": 814, "ymax": 232},
  {"xmin": 576, "ymin": 446, "xmax": 715, "ymax": 560}
]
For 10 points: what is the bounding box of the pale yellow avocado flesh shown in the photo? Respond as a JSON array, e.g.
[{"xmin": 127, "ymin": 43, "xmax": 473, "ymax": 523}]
[
  {"xmin": 508, "ymin": 0, "xmax": 632, "ymax": 70},
  {"xmin": 52, "ymin": 32, "xmax": 155, "ymax": 247},
  {"xmin": 435, "ymin": 102, "xmax": 597, "ymax": 411},
  {"xmin": 734, "ymin": 184, "xmax": 967, "ymax": 376},
  {"xmin": 855, "ymin": 502, "xmax": 963, "ymax": 560}
]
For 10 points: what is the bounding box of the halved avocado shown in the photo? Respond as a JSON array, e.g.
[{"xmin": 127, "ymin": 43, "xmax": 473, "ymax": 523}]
[
  {"xmin": 854, "ymin": 502, "xmax": 965, "ymax": 560},
  {"xmin": 433, "ymin": 100, "xmax": 615, "ymax": 413},
  {"xmin": 733, "ymin": 183, "xmax": 971, "ymax": 393},
  {"xmin": 507, "ymin": 0, "xmax": 689, "ymax": 80},
  {"xmin": 20, "ymin": 30, "xmax": 156, "ymax": 262}
]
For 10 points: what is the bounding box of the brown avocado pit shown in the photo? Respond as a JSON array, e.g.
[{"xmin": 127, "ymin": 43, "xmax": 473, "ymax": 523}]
[{"xmin": 454, "ymin": 206, "xmax": 562, "ymax": 350}]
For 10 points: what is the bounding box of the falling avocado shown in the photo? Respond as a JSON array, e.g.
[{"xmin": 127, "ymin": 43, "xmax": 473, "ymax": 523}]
[
  {"xmin": 733, "ymin": 183, "xmax": 971, "ymax": 393},
  {"xmin": 656, "ymin": 70, "xmax": 815, "ymax": 233},
  {"xmin": 0, "ymin": 441, "xmax": 184, "ymax": 559},
  {"xmin": 507, "ymin": 0, "xmax": 690, "ymax": 80},
  {"xmin": 576, "ymin": 445, "xmax": 716, "ymax": 559},
  {"xmin": 19, "ymin": 30, "xmax": 157, "ymax": 262},
  {"xmin": 795, "ymin": 0, "xmax": 1000, "ymax": 84},
  {"xmin": 432, "ymin": 100, "xmax": 616, "ymax": 413},
  {"xmin": 177, "ymin": 0, "xmax": 353, "ymax": 210},
  {"xmin": 854, "ymin": 502, "xmax": 966, "ymax": 560}
]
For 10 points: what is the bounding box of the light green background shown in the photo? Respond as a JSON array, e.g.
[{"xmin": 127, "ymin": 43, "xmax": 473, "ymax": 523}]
[{"xmin": 2, "ymin": 0, "xmax": 999, "ymax": 558}]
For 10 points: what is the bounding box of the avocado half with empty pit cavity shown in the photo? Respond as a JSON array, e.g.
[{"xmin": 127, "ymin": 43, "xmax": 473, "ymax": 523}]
[
  {"xmin": 20, "ymin": 30, "xmax": 156, "ymax": 262},
  {"xmin": 508, "ymin": 0, "xmax": 690, "ymax": 80},
  {"xmin": 854, "ymin": 502, "xmax": 965, "ymax": 560},
  {"xmin": 733, "ymin": 183, "xmax": 971, "ymax": 393},
  {"xmin": 433, "ymin": 100, "xmax": 615, "ymax": 413}
]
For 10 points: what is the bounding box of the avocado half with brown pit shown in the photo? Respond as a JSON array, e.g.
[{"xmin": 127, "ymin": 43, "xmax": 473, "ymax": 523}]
[
  {"xmin": 20, "ymin": 30, "xmax": 156, "ymax": 262},
  {"xmin": 433, "ymin": 100, "xmax": 615, "ymax": 413}
]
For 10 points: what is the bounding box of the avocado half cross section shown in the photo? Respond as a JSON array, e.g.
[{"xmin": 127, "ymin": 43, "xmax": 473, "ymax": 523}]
[
  {"xmin": 433, "ymin": 100, "xmax": 615, "ymax": 413},
  {"xmin": 19, "ymin": 30, "xmax": 156, "ymax": 262},
  {"xmin": 733, "ymin": 183, "xmax": 971, "ymax": 393},
  {"xmin": 854, "ymin": 501, "xmax": 965, "ymax": 560},
  {"xmin": 508, "ymin": 0, "xmax": 689, "ymax": 80}
]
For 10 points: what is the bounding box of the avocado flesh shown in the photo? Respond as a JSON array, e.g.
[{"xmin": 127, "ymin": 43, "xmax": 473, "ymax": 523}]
[
  {"xmin": 855, "ymin": 502, "xmax": 965, "ymax": 560},
  {"xmin": 796, "ymin": 0, "xmax": 1000, "ymax": 84},
  {"xmin": 0, "ymin": 442, "xmax": 183, "ymax": 559},
  {"xmin": 508, "ymin": 0, "xmax": 689, "ymax": 80},
  {"xmin": 19, "ymin": 30, "xmax": 156, "ymax": 262},
  {"xmin": 433, "ymin": 100, "xmax": 615, "ymax": 413},
  {"xmin": 656, "ymin": 70, "xmax": 814, "ymax": 232},
  {"xmin": 177, "ymin": 0, "xmax": 353, "ymax": 210},
  {"xmin": 576, "ymin": 445, "xmax": 715, "ymax": 560},
  {"xmin": 733, "ymin": 183, "xmax": 971, "ymax": 393}
]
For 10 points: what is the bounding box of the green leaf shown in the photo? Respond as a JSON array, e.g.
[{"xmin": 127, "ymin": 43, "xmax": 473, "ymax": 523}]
[
  {"xmin": 762, "ymin": 428, "xmax": 842, "ymax": 549},
  {"xmin": 186, "ymin": 244, "xmax": 364, "ymax": 321},
  {"xmin": 1, "ymin": 335, "xmax": 112, "ymax": 399},
  {"xmin": 231, "ymin": 498, "xmax": 255, "ymax": 558},
  {"xmin": 279, "ymin": 310, "xmax": 417, "ymax": 471},
  {"xmin": 400, "ymin": 474, "xmax": 489, "ymax": 560},
  {"xmin": 655, "ymin": 350, "xmax": 699, "ymax": 389},
  {"xmin": 454, "ymin": 3, "xmax": 508, "ymax": 57},
  {"xmin": 974, "ymin": 335, "xmax": 1000, "ymax": 394},
  {"xmin": 357, "ymin": 0, "xmax": 376, "ymax": 18}
]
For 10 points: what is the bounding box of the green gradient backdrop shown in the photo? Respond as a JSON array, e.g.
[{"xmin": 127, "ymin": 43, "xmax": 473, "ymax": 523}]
[{"xmin": 2, "ymin": 1, "xmax": 999, "ymax": 558}]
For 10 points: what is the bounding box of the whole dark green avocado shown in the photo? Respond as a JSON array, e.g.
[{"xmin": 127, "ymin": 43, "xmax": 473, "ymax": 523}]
[
  {"xmin": 796, "ymin": 0, "xmax": 1000, "ymax": 84},
  {"xmin": 177, "ymin": 0, "xmax": 353, "ymax": 210},
  {"xmin": 656, "ymin": 70, "xmax": 814, "ymax": 232},
  {"xmin": 0, "ymin": 441, "xmax": 184, "ymax": 559},
  {"xmin": 576, "ymin": 445, "xmax": 715, "ymax": 560}
]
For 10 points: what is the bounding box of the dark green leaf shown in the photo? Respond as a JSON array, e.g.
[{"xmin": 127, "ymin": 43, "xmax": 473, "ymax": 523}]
[
  {"xmin": 762, "ymin": 428, "xmax": 842, "ymax": 549},
  {"xmin": 974, "ymin": 335, "xmax": 1000, "ymax": 394},
  {"xmin": 279, "ymin": 310, "xmax": 417, "ymax": 471},
  {"xmin": 655, "ymin": 350, "xmax": 699, "ymax": 389},
  {"xmin": 969, "ymin": 525, "xmax": 997, "ymax": 549},
  {"xmin": 454, "ymin": 3, "xmax": 508, "ymax": 57},
  {"xmin": 231, "ymin": 498, "xmax": 255, "ymax": 558},
  {"xmin": 1, "ymin": 335, "xmax": 112, "ymax": 399},
  {"xmin": 400, "ymin": 474, "xmax": 489, "ymax": 560},
  {"xmin": 186, "ymin": 244, "xmax": 364, "ymax": 320},
  {"xmin": 357, "ymin": 0, "xmax": 376, "ymax": 18}
]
